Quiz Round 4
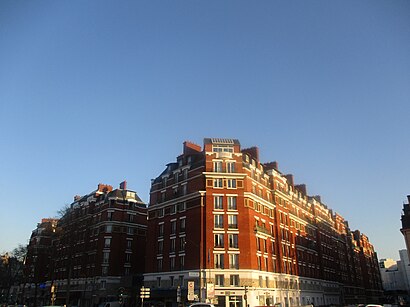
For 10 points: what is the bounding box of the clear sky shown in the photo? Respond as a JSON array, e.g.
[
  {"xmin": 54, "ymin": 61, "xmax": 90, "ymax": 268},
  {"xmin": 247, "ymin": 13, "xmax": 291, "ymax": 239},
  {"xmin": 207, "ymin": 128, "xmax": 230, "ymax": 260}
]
[{"xmin": 0, "ymin": 1, "xmax": 409, "ymax": 260}]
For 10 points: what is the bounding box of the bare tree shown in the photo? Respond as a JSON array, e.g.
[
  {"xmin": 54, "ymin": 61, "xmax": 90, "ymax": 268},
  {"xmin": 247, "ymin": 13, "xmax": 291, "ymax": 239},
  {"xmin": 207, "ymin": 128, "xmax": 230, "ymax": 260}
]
[
  {"xmin": 0, "ymin": 245, "xmax": 27, "ymax": 304},
  {"xmin": 56, "ymin": 204, "xmax": 74, "ymax": 307}
]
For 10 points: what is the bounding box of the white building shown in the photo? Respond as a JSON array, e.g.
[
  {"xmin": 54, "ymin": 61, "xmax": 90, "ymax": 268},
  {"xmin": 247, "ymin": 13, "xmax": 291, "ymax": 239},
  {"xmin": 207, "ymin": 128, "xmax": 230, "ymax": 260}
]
[{"xmin": 379, "ymin": 249, "xmax": 410, "ymax": 292}]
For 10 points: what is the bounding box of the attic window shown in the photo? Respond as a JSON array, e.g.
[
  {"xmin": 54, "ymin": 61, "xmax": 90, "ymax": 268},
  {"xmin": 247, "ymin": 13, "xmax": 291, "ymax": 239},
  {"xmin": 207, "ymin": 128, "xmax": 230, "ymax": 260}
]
[{"xmin": 213, "ymin": 145, "xmax": 233, "ymax": 153}]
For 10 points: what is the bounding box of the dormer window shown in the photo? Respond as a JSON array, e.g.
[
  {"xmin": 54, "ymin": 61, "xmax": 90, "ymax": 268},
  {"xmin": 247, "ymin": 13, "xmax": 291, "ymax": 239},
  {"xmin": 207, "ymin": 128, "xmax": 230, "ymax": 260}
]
[{"xmin": 212, "ymin": 145, "xmax": 233, "ymax": 153}]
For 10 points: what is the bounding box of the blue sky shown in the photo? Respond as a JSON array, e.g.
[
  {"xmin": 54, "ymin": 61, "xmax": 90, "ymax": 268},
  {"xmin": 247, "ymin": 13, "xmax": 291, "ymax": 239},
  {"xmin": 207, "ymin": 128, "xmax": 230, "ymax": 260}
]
[{"xmin": 0, "ymin": 1, "xmax": 409, "ymax": 260}]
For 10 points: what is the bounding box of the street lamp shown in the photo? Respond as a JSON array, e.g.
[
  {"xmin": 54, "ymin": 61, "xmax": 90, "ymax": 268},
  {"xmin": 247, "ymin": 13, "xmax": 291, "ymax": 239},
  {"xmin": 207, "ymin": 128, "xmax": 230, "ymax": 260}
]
[
  {"xmin": 181, "ymin": 191, "xmax": 207, "ymax": 303},
  {"xmin": 244, "ymin": 286, "xmax": 248, "ymax": 307}
]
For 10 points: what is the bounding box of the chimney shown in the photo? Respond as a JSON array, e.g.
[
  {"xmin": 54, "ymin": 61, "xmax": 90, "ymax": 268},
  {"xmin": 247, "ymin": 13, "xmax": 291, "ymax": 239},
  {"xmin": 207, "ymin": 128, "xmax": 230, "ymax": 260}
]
[
  {"xmin": 285, "ymin": 174, "xmax": 294, "ymax": 187},
  {"xmin": 183, "ymin": 141, "xmax": 202, "ymax": 155},
  {"xmin": 295, "ymin": 184, "xmax": 307, "ymax": 196},
  {"xmin": 264, "ymin": 161, "xmax": 279, "ymax": 171},
  {"xmin": 120, "ymin": 181, "xmax": 127, "ymax": 190},
  {"xmin": 313, "ymin": 195, "xmax": 322, "ymax": 203},
  {"xmin": 242, "ymin": 147, "xmax": 259, "ymax": 161},
  {"xmin": 97, "ymin": 183, "xmax": 113, "ymax": 193}
]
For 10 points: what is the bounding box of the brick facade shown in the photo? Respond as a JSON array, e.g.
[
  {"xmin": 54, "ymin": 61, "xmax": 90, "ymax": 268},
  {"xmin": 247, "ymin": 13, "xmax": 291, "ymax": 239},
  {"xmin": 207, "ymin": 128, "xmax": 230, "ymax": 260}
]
[
  {"xmin": 23, "ymin": 182, "xmax": 147, "ymax": 307},
  {"xmin": 144, "ymin": 138, "xmax": 382, "ymax": 307}
]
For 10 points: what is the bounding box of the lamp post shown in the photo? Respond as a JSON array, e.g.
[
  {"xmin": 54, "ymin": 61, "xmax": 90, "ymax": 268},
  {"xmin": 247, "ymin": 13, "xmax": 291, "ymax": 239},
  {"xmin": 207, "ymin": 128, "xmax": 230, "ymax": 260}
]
[
  {"xmin": 199, "ymin": 191, "xmax": 206, "ymax": 302},
  {"xmin": 244, "ymin": 286, "xmax": 248, "ymax": 307},
  {"xmin": 184, "ymin": 191, "xmax": 206, "ymax": 303}
]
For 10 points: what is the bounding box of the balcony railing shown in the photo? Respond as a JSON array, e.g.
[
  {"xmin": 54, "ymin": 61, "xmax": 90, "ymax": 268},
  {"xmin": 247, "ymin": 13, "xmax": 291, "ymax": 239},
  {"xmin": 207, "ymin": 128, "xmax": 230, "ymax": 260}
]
[{"xmin": 254, "ymin": 225, "xmax": 271, "ymax": 236}]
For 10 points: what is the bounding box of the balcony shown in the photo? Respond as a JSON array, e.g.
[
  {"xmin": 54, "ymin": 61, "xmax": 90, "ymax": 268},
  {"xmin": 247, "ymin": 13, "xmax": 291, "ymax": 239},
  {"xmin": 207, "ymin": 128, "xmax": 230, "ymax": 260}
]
[
  {"xmin": 216, "ymin": 152, "xmax": 232, "ymax": 159},
  {"xmin": 254, "ymin": 225, "xmax": 271, "ymax": 236}
]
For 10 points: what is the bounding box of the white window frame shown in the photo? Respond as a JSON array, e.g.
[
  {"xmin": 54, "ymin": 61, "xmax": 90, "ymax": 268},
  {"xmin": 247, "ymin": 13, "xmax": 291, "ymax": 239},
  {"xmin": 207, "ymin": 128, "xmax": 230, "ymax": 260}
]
[
  {"xmin": 214, "ymin": 215, "xmax": 224, "ymax": 229},
  {"xmin": 228, "ymin": 196, "xmax": 237, "ymax": 210},
  {"xmin": 214, "ymin": 195, "xmax": 223, "ymax": 209}
]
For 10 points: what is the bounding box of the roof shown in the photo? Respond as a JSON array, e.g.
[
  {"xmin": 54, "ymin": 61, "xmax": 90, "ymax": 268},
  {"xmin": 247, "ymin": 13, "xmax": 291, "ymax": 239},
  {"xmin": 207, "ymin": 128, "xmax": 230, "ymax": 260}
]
[{"xmin": 204, "ymin": 138, "xmax": 240, "ymax": 145}]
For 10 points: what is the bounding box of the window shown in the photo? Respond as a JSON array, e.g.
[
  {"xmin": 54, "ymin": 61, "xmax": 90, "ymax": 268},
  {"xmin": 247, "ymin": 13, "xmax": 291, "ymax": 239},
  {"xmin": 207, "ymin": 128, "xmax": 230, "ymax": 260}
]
[
  {"xmin": 101, "ymin": 280, "xmax": 106, "ymax": 289},
  {"xmin": 229, "ymin": 234, "xmax": 238, "ymax": 248},
  {"xmin": 227, "ymin": 179, "xmax": 237, "ymax": 188},
  {"xmin": 102, "ymin": 267, "xmax": 108, "ymax": 276},
  {"xmin": 170, "ymin": 276, "xmax": 174, "ymax": 287},
  {"xmin": 106, "ymin": 225, "xmax": 112, "ymax": 233},
  {"xmin": 125, "ymin": 267, "xmax": 130, "ymax": 275},
  {"xmin": 228, "ymin": 215, "xmax": 238, "ymax": 229},
  {"xmin": 214, "ymin": 179, "xmax": 223, "ymax": 188},
  {"xmin": 159, "ymin": 224, "xmax": 164, "ymax": 237},
  {"xmin": 107, "ymin": 211, "xmax": 113, "ymax": 221},
  {"xmin": 180, "ymin": 218, "xmax": 186, "ymax": 232},
  {"xmin": 182, "ymin": 185, "xmax": 187, "ymax": 195},
  {"xmin": 103, "ymin": 252, "xmax": 109, "ymax": 264},
  {"xmin": 227, "ymin": 196, "xmax": 237, "ymax": 210},
  {"xmin": 157, "ymin": 277, "xmax": 161, "ymax": 287},
  {"xmin": 259, "ymin": 276, "xmax": 263, "ymax": 287},
  {"xmin": 170, "ymin": 257, "xmax": 175, "ymax": 270},
  {"xmin": 272, "ymin": 257, "xmax": 277, "ymax": 272},
  {"xmin": 170, "ymin": 238, "xmax": 176, "ymax": 253},
  {"xmin": 104, "ymin": 238, "xmax": 111, "ymax": 248},
  {"xmin": 171, "ymin": 221, "xmax": 177, "ymax": 234},
  {"xmin": 230, "ymin": 274, "xmax": 239, "ymax": 286},
  {"xmin": 127, "ymin": 227, "xmax": 133, "ymax": 235},
  {"xmin": 215, "ymin": 254, "xmax": 224, "ymax": 269},
  {"xmin": 183, "ymin": 169, "xmax": 188, "ymax": 179},
  {"xmin": 127, "ymin": 240, "xmax": 132, "ymax": 249},
  {"xmin": 215, "ymin": 234, "xmax": 224, "ymax": 248},
  {"xmin": 179, "ymin": 275, "xmax": 184, "ymax": 286},
  {"xmin": 158, "ymin": 240, "xmax": 163, "ymax": 254},
  {"xmin": 257, "ymin": 256, "xmax": 262, "ymax": 270},
  {"xmin": 128, "ymin": 213, "xmax": 134, "ymax": 222},
  {"xmin": 180, "ymin": 237, "xmax": 186, "ymax": 250},
  {"xmin": 214, "ymin": 196, "xmax": 223, "ymax": 209},
  {"xmin": 215, "ymin": 274, "xmax": 224, "ymax": 286},
  {"xmin": 214, "ymin": 215, "xmax": 224, "ymax": 228},
  {"xmin": 213, "ymin": 145, "xmax": 233, "ymax": 153},
  {"xmin": 213, "ymin": 161, "xmax": 223, "ymax": 172},
  {"xmin": 178, "ymin": 202, "xmax": 186, "ymax": 212},
  {"xmin": 266, "ymin": 276, "xmax": 270, "ymax": 288},
  {"xmin": 157, "ymin": 258, "xmax": 163, "ymax": 271},
  {"xmin": 229, "ymin": 254, "xmax": 239, "ymax": 269},
  {"xmin": 180, "ymin": 256, "xmax": 185, "ymax": 270},
  {"xmin": 265, "ymin": 257, "xmax": 269, "ymax": 271},
  {"xmin": 226, "ymin": 162, "xmax": 235, "ymax": 173},
  {"xmin": 125, "ymin": 253, "xmax": 131, "ymax": 263},
  {"xmin": 256, "ymin": 238, "xmax": 261, "ymax": 251}
]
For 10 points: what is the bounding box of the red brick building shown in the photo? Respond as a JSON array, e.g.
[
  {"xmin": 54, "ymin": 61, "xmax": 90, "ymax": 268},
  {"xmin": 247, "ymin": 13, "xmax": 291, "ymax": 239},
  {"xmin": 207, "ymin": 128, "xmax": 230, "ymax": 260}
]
[
  {"xmin": 49, "ymin": 182, "xmax": 147, "ymax": 307},
  {"xmin": 23, "ymin": 218, "xmax": 59, "ymax": 306},
  {"xmin": 144, "ymin": 138, "xmax": 382, "ymax": 307}
]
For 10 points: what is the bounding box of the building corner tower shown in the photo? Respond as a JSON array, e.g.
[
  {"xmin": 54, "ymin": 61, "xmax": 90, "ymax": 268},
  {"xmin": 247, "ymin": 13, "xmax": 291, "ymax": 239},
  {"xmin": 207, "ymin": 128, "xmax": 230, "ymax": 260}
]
[{"xmin": 401, "ymin": 195, "xmax": 410, "ymax": 259}]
